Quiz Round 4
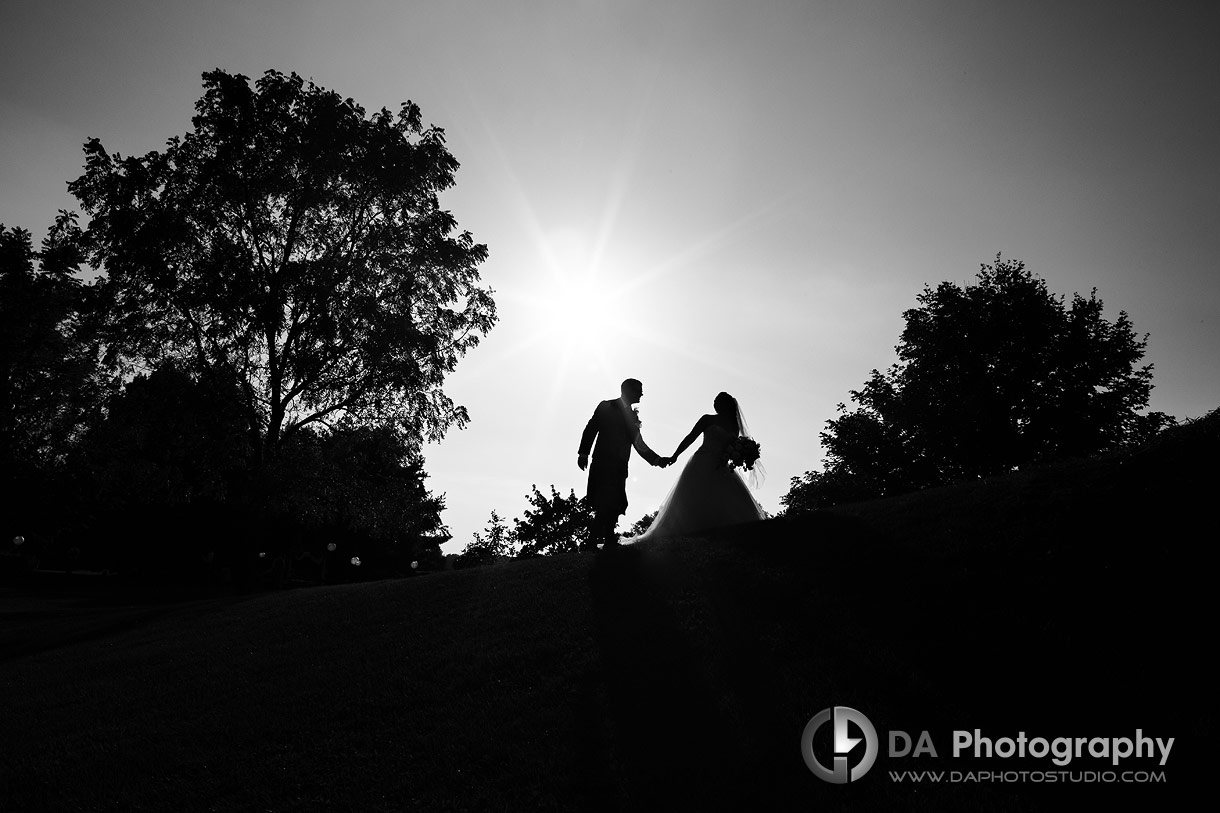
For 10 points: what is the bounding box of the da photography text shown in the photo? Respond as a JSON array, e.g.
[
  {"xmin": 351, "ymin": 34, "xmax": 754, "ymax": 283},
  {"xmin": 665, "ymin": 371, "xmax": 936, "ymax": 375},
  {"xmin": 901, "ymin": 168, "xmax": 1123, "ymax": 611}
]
[
  {"xmin": 801, "ymin": 706, "xmax": 1175, "ymax": 785},
  {"xmin": 892, "ymin": 728, "xmax": 1174, "ymax": 767}
]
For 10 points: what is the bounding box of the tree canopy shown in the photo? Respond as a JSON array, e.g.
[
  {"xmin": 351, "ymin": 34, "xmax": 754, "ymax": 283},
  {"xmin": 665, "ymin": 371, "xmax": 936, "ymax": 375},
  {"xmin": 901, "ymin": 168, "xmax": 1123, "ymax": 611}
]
[
  {"xmin": 783, "ymin": 256, "xmax": 1174, "ymax": 513},
  {"xmin": 1, "ymin": 70, "xmax": 490, "ymax": 585},
  {"xmin": 0, "ymin": 214, "xmax": 101, "ymax": 475},
  {"xmin": 69, "ymin": 69, "xmax": 495, "ymax": 462}
]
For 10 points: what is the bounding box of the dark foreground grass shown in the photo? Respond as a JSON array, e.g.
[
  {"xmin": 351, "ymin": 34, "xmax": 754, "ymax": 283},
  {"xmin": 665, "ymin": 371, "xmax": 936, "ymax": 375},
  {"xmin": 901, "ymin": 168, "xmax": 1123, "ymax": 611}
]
[{"xmin": 1, "ymin": 415, "xmax": 1213, "ymax": 810}]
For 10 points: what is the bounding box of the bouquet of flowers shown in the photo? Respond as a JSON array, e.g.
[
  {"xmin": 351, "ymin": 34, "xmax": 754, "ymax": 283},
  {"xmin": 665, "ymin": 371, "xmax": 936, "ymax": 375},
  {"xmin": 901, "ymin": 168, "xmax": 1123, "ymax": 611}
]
[{"xmin": 724, "ymin": 436, "xmax": 762, "ymax": 471}]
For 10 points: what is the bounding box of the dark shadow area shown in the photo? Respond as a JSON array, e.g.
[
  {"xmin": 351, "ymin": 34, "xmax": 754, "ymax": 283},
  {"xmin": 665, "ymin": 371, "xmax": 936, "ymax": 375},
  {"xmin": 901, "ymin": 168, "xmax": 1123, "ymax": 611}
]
[
  {"xmin": 1, "ymin": 414, "xmax": 1210, "ymax": 810},
  {"xmin": 0, "ymin": 578, "xmax": 254, "ymax": 664},
  {"xmin": 588, "ymin": 545, "xmax": 748, "ymax": 809}
]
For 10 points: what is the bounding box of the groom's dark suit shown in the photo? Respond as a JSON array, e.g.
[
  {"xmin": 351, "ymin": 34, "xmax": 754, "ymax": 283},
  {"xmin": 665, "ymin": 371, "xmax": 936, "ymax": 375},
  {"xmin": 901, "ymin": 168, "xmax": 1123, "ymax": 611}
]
[{"xmin": 579, "ymin": 397, "xmax": 662, "ymax": 526}]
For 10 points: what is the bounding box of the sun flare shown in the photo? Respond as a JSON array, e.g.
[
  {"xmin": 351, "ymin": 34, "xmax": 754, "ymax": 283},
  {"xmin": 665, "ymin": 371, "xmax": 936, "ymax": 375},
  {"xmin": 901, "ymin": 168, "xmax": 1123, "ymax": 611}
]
[
  {"xmin": 526, "ymin": 227, "xmax": 634, "ymax": 360},
  {"xmin": 544, "ymin": 277, "xmax": 621, "ymax": 342}
]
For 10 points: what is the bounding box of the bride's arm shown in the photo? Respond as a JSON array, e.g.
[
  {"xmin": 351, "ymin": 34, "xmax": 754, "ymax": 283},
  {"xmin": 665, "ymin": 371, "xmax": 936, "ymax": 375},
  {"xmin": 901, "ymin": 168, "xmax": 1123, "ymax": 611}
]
[{"xmin": 671, "ymin": 415, "xmax": 709, "ymax": 460}]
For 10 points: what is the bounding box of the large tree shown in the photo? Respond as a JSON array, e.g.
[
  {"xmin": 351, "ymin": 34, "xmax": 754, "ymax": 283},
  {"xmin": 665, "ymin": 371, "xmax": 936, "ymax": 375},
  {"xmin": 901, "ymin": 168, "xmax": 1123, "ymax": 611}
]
[
  {"xmin": 69, "ymin": 69, "xmax": 495, "ymax": 464},
  {"xmin": 783, "ymin": 256, "xmax": 1174, "ymax": 512}
]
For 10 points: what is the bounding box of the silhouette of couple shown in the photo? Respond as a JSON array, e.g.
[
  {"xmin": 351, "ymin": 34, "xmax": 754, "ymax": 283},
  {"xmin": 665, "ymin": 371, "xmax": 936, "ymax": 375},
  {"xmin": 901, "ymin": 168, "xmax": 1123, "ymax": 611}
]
[{"xmin": 577, "ymin": 378, "xmax": 766, "ymax": 550}]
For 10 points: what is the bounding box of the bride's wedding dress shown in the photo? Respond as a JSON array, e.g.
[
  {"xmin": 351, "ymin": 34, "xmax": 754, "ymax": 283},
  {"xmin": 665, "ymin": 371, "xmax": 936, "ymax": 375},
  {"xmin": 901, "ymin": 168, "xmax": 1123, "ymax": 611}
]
[{"xmin": 630, "ymin": 421, "xmax": 766, "ymax": 542}]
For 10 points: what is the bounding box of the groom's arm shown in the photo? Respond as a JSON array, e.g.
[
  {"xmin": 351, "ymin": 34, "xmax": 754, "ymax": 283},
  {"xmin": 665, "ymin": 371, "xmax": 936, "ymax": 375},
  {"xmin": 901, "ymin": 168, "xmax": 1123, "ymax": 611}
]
[
  {"xmin": 632, "ymin": 432, "xmax": 664, "ymax": 467},
  {"xmin": 577, "ymin": 402, "xmax": 603, "ymax": 469}
]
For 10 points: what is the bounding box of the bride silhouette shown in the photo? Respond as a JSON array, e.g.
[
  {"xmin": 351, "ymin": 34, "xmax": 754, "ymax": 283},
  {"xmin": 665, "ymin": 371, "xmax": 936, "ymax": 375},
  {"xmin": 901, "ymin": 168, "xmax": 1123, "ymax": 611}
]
[{"xmin": 630, "ymin": 392, "xmax": 767, "ymax": 542}]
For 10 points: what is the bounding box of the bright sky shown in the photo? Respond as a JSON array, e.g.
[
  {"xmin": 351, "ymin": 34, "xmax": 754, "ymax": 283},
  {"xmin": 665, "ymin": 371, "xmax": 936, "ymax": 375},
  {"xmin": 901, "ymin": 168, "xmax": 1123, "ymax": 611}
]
[{"xmin": 3, "ymin": 1, "xmax": 1217, "ymax": 552}]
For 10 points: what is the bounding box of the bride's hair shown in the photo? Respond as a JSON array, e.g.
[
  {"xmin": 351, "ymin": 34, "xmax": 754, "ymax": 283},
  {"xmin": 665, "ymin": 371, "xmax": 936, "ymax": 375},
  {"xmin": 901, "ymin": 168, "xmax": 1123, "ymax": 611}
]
[
  {"xmin": 715, "ymin": 391, "xmax": 764, "ymax": 487},
  {"xmin": 713, "ymin": 392, "xmax": 737, "ymax": 420}
]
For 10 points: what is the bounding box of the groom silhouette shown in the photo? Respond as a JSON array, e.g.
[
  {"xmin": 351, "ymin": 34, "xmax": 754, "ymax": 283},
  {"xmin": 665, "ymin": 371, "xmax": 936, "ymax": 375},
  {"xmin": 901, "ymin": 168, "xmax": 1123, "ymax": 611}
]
[{"xmin": 578, "ymin": 378, "xmax": 669, "ymax": 550}]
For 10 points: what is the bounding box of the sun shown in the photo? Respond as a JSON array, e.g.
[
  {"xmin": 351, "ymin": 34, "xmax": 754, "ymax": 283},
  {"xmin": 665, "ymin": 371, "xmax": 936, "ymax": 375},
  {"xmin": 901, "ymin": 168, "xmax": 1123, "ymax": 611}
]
[
  {"xmin": 527, "ymin": 227, "xmax": 633, "ymax": 360},
  {"xmin": 544, "ymin": 276, "xmax": 621, "ymax": 344}
]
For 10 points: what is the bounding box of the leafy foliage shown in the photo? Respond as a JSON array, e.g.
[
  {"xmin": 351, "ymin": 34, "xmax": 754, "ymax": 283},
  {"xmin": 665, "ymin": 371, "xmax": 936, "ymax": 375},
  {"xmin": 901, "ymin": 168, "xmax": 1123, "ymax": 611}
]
[
  {"xmin": 456, "ymin": 485, "xmax": 598, "ymax": 566},
  {"xmin": 265, "ymin": 423, "xmax": 449, "ymax": 555},
  {"xmin": 783, "ymin": 256, "xmax": 1175, "ymax": 512},
  {"xmin": 1, "ymin": 216, "xmax": 111, "ymax": 551},
  {"xmin": 454, "ymin": 510, "xmax": 515, "ymax": 569},
  {"xmin": 0, "ymin": 215, "xmax": 103, "ymax": 473},
  {"xmin": 68, "ymin": 69, "xmax": 495, "ymax": 462},
  {"xmin": 514, "ymin": 485, "xmax": 592, "ymax": 557},
  {"xmin": 69, "ymin": 361, "xmax": 448, "ymax": 578},
  {"xmin": 3, "ymin": 70, "xmax": 487, "ymax": 585},
  {"xmin": 626, "ymin": 511, "xmax": 657, "ymax": 537},
  {"xmin": 79, "ymin": 363, "xmax": 251, "ymax": 507}
]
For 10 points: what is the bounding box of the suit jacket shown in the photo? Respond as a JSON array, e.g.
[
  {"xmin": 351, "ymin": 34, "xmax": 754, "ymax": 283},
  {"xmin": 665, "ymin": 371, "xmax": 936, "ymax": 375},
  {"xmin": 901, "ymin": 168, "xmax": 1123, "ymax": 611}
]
[
  {"xmin": 579, "ymin": 398, "xmax": 661, "ymax": 516},
  {"xmin": 579, "ymin": 398, "xmax": 661, "ymax": 466}
]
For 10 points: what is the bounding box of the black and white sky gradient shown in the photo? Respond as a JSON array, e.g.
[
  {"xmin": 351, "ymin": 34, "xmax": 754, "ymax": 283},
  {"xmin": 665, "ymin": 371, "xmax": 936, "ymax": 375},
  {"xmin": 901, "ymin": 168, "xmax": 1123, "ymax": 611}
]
[{"xmin": 3, "ymin": 1, "xmax": 1217, "ymax": 550}]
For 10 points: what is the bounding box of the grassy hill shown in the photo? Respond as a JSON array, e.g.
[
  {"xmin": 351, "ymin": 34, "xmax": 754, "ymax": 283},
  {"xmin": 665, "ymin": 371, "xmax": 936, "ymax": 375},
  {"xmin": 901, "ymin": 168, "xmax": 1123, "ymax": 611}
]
[{"xmin": 1, "ymin": 413, "xmax": 1213, "ymax": 811}]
